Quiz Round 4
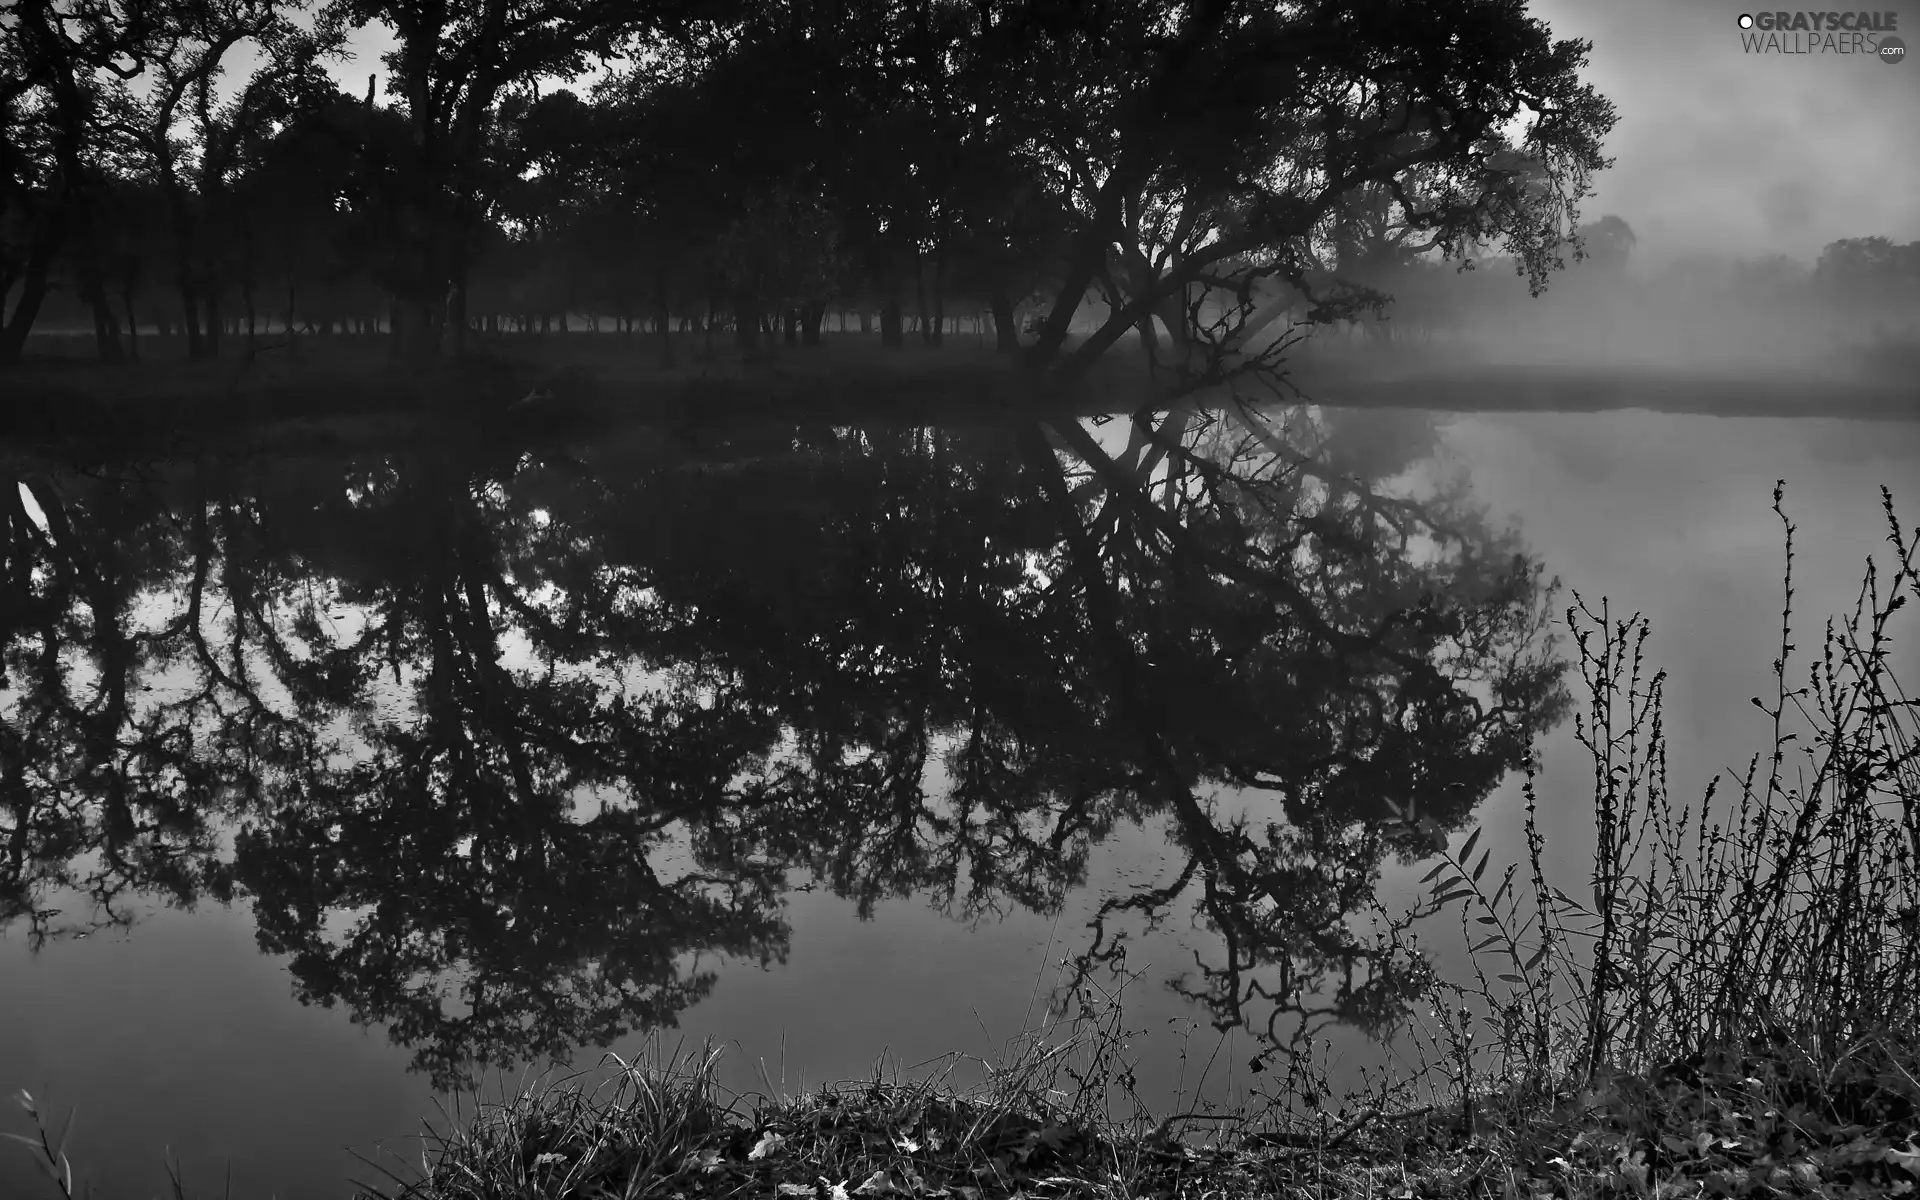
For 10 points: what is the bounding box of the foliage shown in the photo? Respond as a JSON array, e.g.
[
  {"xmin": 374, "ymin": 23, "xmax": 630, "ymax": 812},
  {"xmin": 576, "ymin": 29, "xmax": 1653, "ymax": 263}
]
[{"xmin": 3, "ymin": 0, "xmax": 1630, "ymax": 377}]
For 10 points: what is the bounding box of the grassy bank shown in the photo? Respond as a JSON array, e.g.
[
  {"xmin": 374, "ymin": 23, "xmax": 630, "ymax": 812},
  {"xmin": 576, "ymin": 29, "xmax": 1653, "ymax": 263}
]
[{"xmin": 8, "ymin": 486, "xmax": 1920, "ymax": 1199}]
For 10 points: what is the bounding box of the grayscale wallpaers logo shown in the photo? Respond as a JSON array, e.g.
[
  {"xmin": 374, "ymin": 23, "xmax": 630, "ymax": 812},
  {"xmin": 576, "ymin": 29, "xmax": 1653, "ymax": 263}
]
[{"xmin": 1736, "ymin": 11, "xmax": 1905, "ymax": 59}]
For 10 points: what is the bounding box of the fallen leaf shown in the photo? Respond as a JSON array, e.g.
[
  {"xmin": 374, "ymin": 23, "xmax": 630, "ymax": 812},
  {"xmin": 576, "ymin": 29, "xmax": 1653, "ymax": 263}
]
[
  {"xmin": 749, "ymin": 1132, "xmax": 788, "ymax": 1161},
  {"xmin": 1889, "ymin": 1140, "xmax": 1920, "ymax": 1177}
]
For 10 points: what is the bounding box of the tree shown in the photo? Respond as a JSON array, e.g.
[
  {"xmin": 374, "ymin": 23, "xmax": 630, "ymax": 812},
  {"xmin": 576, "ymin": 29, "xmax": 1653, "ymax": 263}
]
[
  {"xmin": 98, "ymin": 0, "xmax": 335, "ymax": 358},
  {"xmin": 90, "ymin": 173, "xmax": 170, "ymax": 355},
  {"xmin": 234, "ymin": 85, "xmax": 373, "ymax": 339},
  {"xmin": 1817, "ymin": 236, "xmax": 1920, "ymax": 313},
  {"xmin": 1575, "ymin": 213, "xmax": 1635, "ymax": 272},
  {"xmin": 0, "ymin": 0, "xmax": 173, "ymax": 363},
  {"xmin": 713, "ymin": 184, "xmax": 845, "ymax": 349},
  {"xmin": 320, "ymin": 0, "xmax": 735, "ymax": 362},
  {"xmin": 979, "ymin": 0, "xmax": 1614, "ymax": 394}
]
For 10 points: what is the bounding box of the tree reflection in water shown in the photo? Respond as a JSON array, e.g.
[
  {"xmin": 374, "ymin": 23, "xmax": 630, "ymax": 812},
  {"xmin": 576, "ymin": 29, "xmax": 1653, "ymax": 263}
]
[{"xmin": 0, "ymin": 399, "xmax": 1569, "ymax": 1088}]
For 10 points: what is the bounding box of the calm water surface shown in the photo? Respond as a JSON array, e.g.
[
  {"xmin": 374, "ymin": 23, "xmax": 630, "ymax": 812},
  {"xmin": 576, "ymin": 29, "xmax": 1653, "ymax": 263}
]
[{"xmin": 2, "ymin": 404, "xmax": 1914, "ymax": 1198}]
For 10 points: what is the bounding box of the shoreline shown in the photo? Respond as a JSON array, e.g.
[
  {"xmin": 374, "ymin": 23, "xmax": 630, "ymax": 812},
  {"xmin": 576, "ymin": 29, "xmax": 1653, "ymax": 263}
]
[
  {"xmin": 1284, "ymin": 362, "xmax": 1917, "ymax": 421},
  {"xmin": 13, "ymin": 1027, "xmax": 1915, "ymax": 1199},
  {"xmin": 2, "ymin": 339, "xmax": 1913, "ymax": 456}
]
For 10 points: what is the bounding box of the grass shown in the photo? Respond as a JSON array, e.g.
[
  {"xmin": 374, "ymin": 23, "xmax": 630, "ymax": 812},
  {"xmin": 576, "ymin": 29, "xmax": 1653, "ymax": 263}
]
[{"xmin": 9, "ymin": 484, "xmax": 1920, "ymax": 1198}]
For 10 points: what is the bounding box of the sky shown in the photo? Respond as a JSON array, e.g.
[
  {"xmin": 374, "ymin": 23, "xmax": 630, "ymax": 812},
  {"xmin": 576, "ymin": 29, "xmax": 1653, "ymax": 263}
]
[
  {"xmin": 1532, "ymin": 0, "xmax": 1920, "ymax": 265},
  {"xmin": 323, "ymin": 0, "xmax": 1920, "ymax": 268}
]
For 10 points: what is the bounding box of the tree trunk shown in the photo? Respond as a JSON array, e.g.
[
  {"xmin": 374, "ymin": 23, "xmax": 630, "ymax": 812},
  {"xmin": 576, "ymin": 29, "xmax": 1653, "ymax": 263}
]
[
  {"xmin": 0, "ymin": 200, "xmax": 68, "ymax": 363},
  {"xmin": 801, "ymin": 303, "xmax": 823, "ymax": 345},
  {"xmin": 859, "ymin": 309, "xmax": 872, "ymax": 334},
  {"xmin": 989, "ymin": 288, "xmax": 1018, "ymax": 352},
  {"xmin": 1136, "ymin": 307, "xmax": 1160, "ymax": 355},
  {"xmin": 445, "ymin": 278, "xmax": 467, "ymax": 359},
  {"xmin": 914, "ymin": 255, "xmax": 931, "ymax": 345},
  {"xmin": 656, "ymin": 293, "xmax": 675, "ymax": 369},
  {"xmin": 1154, "ymin": 291, "xmax": 1203, "ymax": 376},
  {"xmin": 203, "ymin": 295, "xmax": 222, "ymax": 358},
  {"xmin": 121, "ymin": 282, "xmax": 140, "ymax": 361},
  {"xmin": 930, "ymin": 251, "xmax": 946, "ymax": 346},
  {"xmin": 880, "ymin": 299, "xmax": 903, "ymax": 347},
  {"xmin": 394, "ymin": 294, "xmax": 439, "ymax": 363},
  {"xmin": 77, "ymin": 263, "xmax": 123, "ymax": 364},
  {"xmin": 67, "ymin": 204, "xmax": 123, "ymax": 363},
  {"xmin": 241, "ymin": 277, "xmax": 257, "ymax": 353},
  {"xmin": 1027, "ymin": 235, "xmax": 1104, "ymax": 364},
  {"xmin": 179, "ymin": 284, "xmax": 205, "ymax": 360},
  {"xmin": 86, "ymin": 290, "xmax": 124, "ymax": 362},
  {"xmin": 782, "ymin": 307, "xmax": 798, "ymax": 343},
  {"xmin": 736, "ymin": 292, "xmax": 761, "ymax": 349}
]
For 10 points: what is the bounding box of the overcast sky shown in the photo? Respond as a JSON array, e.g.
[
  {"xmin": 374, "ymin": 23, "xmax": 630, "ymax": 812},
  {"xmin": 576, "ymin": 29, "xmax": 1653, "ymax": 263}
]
[
  {"xmin": 327, "ymin": 0, "xmax": 1920, "ymax": 268},
  {"xmin": 1533, "ymin": 0, "xmax": 1920, "ymax": 265}
]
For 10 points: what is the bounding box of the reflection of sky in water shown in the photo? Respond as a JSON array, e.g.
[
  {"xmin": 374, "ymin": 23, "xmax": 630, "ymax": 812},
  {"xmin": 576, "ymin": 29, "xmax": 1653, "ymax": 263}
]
[
  {"xmin": 2, "ymin": 411, "xmax": 1916, "ymax": 1199},
  {"xmin": 644, "ymin": 411, "xmax": 1919, "ymax": 1120}
]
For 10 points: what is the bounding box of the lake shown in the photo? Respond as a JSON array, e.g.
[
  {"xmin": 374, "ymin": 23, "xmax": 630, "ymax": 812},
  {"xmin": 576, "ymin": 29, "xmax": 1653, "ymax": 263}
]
[{"xmin": 2, "ymin": 402, "xmax": 1914, "ymax": 1198}]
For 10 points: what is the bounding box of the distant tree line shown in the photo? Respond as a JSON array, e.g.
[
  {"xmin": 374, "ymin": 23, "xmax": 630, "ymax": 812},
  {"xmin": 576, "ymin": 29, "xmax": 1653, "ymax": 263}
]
[
  {"xmin": 1288, "ymin": 213, "xmax": 1920, "ymax": 347},
  {"xmin": 3, "ymin": 0, "xmax": 1623, "ymax": 379}
]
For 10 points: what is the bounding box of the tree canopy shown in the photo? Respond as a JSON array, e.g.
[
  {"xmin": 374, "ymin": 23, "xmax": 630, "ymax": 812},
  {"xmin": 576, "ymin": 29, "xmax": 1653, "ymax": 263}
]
[{"xmin": 2, "ymin": 0, "xmax": 1621, "ymax": 380}]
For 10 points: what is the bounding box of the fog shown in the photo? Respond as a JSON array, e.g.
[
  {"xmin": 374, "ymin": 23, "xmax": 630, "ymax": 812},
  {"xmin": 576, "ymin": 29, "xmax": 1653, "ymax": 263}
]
[
  {"xmin": 1341, "ymin": 247, "xmax": 1919, "ymax": 377},
  {"xmin": 1534, "ymin": 0, "xmax": 1920, "ymax": 262}
]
